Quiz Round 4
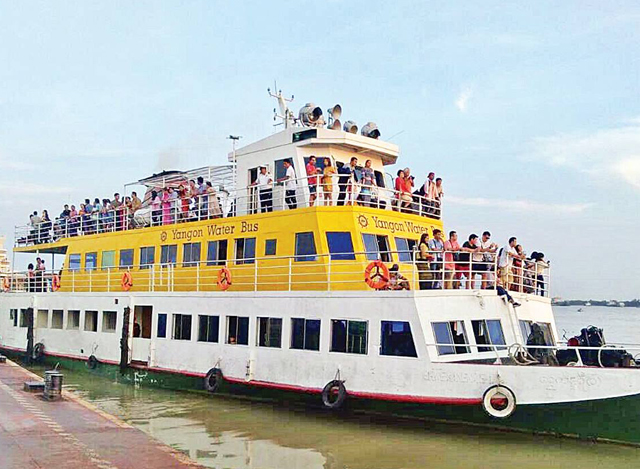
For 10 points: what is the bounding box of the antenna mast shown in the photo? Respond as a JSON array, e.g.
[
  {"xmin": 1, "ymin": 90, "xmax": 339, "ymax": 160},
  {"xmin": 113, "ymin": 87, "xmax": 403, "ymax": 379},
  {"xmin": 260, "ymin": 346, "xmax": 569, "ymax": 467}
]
[{"xmin": 268, "ymin": 82, "xmax": 295, "ymax": 129}]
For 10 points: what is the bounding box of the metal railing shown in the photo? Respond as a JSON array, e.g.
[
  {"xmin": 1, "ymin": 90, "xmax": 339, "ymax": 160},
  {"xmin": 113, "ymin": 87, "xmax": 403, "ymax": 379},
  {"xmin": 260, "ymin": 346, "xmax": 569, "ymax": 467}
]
[
  {"xmin": 15, "ymin": 175, "xmax": 442, "ymax": 246},
  {"xmin": 1, "ymin": 250, "xmax": 549, "ymax": 296}
]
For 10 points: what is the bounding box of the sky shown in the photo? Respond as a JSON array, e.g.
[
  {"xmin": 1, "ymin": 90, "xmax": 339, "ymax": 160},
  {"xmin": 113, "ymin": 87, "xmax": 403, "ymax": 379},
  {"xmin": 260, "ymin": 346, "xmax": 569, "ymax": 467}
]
[{"xmin": 1, "ymin": 1, "xmax": 639, "ymax": 299}]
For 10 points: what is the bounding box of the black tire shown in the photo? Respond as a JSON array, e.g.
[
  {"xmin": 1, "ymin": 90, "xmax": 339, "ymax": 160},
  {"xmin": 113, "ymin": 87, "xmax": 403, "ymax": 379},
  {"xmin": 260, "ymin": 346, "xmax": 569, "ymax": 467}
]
[
  {"xmin": 321, "ymin": 380, "xmax": 347, "ymax": 409},
  {"xmin": 204, "ymin": 368, "xmax": 223, "ymax": 393},
  {"xmin": 33, "ymin": 343, "xmax": 45, "ymax": 362},
  {"xmin": 87, "ymin": 355, "xmax": 98, "ymax": 370}
]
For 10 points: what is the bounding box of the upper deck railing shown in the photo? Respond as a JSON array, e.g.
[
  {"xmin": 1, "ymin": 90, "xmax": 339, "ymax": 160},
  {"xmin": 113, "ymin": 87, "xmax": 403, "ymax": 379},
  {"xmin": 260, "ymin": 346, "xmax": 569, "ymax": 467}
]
[
  {"xmin": 1, "ymin": 250, "xmax": 549, "ymax": 298},
  {"xmin": 14, "ymin": 175, "xmax": 442, "ymax": 247}
]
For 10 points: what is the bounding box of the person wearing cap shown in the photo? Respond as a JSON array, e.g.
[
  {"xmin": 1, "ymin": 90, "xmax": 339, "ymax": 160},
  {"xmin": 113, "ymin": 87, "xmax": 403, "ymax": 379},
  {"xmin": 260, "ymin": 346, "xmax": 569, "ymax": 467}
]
[{"xmin": 387, "ymin": 264, "xmax": 410, "ymax": 290}]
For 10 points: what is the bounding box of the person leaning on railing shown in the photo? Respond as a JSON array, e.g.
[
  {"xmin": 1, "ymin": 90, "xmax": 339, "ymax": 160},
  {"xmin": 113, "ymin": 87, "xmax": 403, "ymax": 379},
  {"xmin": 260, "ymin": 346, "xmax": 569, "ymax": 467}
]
[
  {"xmin": 277, "ymin": 159, "xmax": 298, "ymax": 210},
  {"xmin": 416, "ymin": 233, "xmax": 435, "ymax": 290},
  {"xmin": 428, "ymin": 229, "xmax": 445, "ymax": 289}
]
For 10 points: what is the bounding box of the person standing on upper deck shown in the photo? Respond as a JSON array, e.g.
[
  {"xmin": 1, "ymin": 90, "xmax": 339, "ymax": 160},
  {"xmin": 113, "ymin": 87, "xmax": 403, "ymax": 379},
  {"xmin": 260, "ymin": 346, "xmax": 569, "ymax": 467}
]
[
  {"xmin": 359, "ymin": 159, "xmax": 376, "ymax": 207},
  {"xmin": 444, "ymin": 231, "xmax": 461, "ymax": 289},
  {"xmin": 197, "ymin": 177, "xmax": 208, "ymax": 219},
  {"xmin": 434, "ymin": 178, "xmax": 444, "ymax": 218},
  {"xmin": 306, "ymin": 156, "xmax": 319, "ymax": 207},
  {"xmin": 130, "ymin": 192, "xmax": 142, "ymax": 214},
  {"xmin": 337, "ymin": 157, "xmax": 358, "ymax": 206},
  {"xmin": 322, "ymin": 158, "xmax": 336, "ymax": 206},
  {"xmin": 254, "ymin": 166, "xmax": 273, "ymax": 213},
  {"xmin": 278, "ymin": 159, "xmax": 297, "ymax": 210},
  {"xmin": 206, "ymin": 182, "xmax": 222, "ymax": 218},
  {"xmin": 497, "ymin": 237, "xmax": 521, "ymax": 290}
]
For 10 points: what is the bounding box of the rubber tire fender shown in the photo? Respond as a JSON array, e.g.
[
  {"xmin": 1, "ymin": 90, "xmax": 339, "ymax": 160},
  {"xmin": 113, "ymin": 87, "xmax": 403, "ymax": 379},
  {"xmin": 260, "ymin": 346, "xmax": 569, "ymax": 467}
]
[
  {"xmin": 204, "ymin": 368, "xmax": 223, "ymax": 393},
  {"xmin": 87, "ymin": 355, "xmax": 99, "ymax": 370},
  {"xmin": 33, "ymin": 342, "xmax": 45, "ymax": 362},
  {"xmin": 321, "ymin": 380, "xmax": 347, "ymax": 409},
  {"xmin": 482, "ymin": 385, "xmax": 517, "ymax": 419}
]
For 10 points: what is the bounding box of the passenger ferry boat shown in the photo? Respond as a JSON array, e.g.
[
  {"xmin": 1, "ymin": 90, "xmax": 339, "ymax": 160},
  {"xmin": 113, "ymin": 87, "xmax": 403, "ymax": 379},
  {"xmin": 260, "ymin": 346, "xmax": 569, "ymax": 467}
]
[{"xmin": 2, "ymin": 91, "xmax": 640, "ymax": 445}]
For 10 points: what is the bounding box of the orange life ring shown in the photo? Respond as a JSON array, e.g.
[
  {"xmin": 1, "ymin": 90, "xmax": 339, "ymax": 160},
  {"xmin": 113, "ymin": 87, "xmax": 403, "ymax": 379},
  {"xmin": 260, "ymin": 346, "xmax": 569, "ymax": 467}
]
[
  {"xmin": 2, "ymin": 277, "xmax": 10, "ymax": 292},
  {"xmin": 51, "ymin": 274, "xmax": 61, "ymax": 291},
  {"xmin": 121, "ymin": 271, "xmax": 133, "ymax": 291},
  {"xmin": 217, "ymin": 267, "xmax": 232, "ymax": 291},
  {"xmin": 364, "ymin": 260, "xmax": 390, "ymax": 290}
]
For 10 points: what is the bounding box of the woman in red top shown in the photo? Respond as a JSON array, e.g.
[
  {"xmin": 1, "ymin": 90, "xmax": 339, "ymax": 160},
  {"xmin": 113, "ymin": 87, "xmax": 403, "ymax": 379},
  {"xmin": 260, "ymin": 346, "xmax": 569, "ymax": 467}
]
[{"xmin": 395, "ymin": 170, "xmax": 413, "ymax": 213}]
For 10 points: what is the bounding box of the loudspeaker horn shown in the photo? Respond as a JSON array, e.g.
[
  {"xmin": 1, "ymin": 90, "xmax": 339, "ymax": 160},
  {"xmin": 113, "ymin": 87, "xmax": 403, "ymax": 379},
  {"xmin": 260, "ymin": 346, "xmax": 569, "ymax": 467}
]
[{"xmin": 327, "ymin": 104, "xmax": 342, "ymax": 120}]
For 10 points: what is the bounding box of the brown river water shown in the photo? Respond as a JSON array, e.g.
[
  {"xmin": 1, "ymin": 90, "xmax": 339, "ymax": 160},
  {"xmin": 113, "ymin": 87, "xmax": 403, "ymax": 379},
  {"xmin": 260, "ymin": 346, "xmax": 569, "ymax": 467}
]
[{"xmin": 31, "ymin": 307, "xmax": 640, "ymax": 468}]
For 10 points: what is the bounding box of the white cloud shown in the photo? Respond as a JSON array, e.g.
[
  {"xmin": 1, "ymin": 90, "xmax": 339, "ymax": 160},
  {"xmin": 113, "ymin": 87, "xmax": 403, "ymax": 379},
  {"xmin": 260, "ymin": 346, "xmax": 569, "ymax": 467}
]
[
  {"xmin": 447, "ymin": 196, "xmax": 592, "ymax": 214},
  {"xmin": 531, "ymin": 118, "xmax": 640, "ymax": 191},
  {"xmin": 455, "ymin": 87, "xmax": 473, "ymax": 112}
]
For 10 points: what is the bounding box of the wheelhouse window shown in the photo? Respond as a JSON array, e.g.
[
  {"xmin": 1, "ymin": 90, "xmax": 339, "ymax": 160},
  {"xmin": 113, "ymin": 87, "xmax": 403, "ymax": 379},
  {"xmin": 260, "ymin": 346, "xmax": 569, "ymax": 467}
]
[
  {"xmin": 69, "ymin": 254, "xmax": 81, "ymax": 271},
  {"xmin": 362, "ymin": 234, "xmax": 391, "ymax": 262},
  {"xmin": 235, "ymin": 238, "xmax": 256, "ymax": 265},
  {"xmin": 85, "ymin": 252, "xmax": 97, "ymax": 271},
  {"xmin": 520, "ymin": 320, "xmax": 555, "ymax": 346},
  {"xmin": 119, "ymin": 249, "xmax": 134, "ymax": 269},
  {"xmin": 198, "ymin": 315, "xmax": 220, "ymax": 343},
  {"xmin": 264, "ymin": 239, "xmax": 277, "ymax": 256},
  {"xmin": 395, "ymin": 238, "xmax": 417, "ymax": 263},
  {"xmin": 139, "ymin": 246, "xmax": 155, "ymax": 269},
  {"xmin": 157, "ymin": 313, "xmax": 167, "ymax": 338},
  {"xmin": 101, "ymin": 250, "xmax": 115, "ymax": 270},
  {"xmin": 291, "ymin": 318, "xmax": 321, "ymax": 351},
  {"xmin": 274, "ymin": 158, "xmax": 293, "ymax": 180},
  {"xmin": 36, "ymin": 309, "xmax": 48, "ymax": 328},
  {"xmin": 84, "ymin": 310, "xmax": 98, "ymax": 332},
  {"xmin": 207, "ymin": 240, "xmax": 228, "ymax": 266},
  {"xmin": 102, "ymin": 311, "xmax": 117, "ymax": 333},
  {"xmin": 173, "ymin": 314, "xmax": 192, "ymax": 341},
  {"xmin": 432, "ymin": 321, "xmax": 469, "ymax": 355},
  {"xmin": 257, "ymin": 317, "xmax": 282, "ymax": 348},
  {"xmin": 380, "ymin": 321, "xmax": 417, "ymax": 357},
  {"xmin": 227, "ymin": 316, "xmax": 249, "ymax": 345},
  {"xmin": 19, "ymin": 309, "xmax": 29, "ymax": 328},
  {"xmin": 326, "ymin": 232, "xmax": 356, "ymax": 260},
  {"xmin": 182, "ymin": 242, "xmax": 201, "ymax": 267},
  {"xmin": 295, "ymin": 232, "xmax": 317, "ymax": 262},
  {"xmin": 331, "ymin": 319, "xmax": 368, "ymax": 354},
  {"xmin": 67, "ymin": 310, "xmax": 80, "ymax": 330},
  {"xmin": 51, "ymin": 310, "xmax": 63, "ymax": 329},
  {"xmin": 160, "ymin": 244, "xmax": 177, "ymax": 267},
  {"xmin": 472, "ymin": 320, "xmax": 507, "ymax": 352}
]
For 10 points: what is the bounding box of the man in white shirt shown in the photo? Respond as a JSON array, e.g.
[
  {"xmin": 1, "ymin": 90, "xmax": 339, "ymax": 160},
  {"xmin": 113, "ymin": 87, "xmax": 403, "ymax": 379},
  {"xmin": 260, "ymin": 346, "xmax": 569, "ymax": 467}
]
[
  {"xmin": 479, "ymin": 231, "xmax": 498, "ymax": 289},
  {"xmin": 254, "ymin": 166, "xmax": 273, "ymax": 213},
  {"xmin": 497, "ymin": 237, "xmax": 521, "ymax": 290},
  {"xmin": 278, "ymin": 160, "xmax": 297, "ymax": 209}
]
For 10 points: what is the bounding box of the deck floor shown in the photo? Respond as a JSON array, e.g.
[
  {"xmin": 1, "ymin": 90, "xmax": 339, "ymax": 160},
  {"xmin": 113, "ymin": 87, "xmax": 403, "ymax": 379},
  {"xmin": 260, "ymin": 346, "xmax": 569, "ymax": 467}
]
[{"xmin": 0, "ymin": 358, "xmax": 202, "ymax": 469}]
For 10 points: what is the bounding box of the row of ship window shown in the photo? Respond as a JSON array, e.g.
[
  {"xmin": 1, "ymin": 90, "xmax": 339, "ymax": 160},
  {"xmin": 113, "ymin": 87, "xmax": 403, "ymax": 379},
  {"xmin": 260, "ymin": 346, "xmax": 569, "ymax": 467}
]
[
  {"xmin": 8, "ymin": 309, "xmax": 551, "ymax": 356},
  {"xmin": 65, "ymin": 232, "xmax": 418, "ymax": 271}
]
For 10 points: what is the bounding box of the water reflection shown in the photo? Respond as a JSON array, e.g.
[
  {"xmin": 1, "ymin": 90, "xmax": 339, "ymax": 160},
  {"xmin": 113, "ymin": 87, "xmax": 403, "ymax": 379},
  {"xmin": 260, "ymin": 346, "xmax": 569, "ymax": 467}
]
[{"xmin": 56, "ymin": 370, "xmax": 640, "ymax": 469}]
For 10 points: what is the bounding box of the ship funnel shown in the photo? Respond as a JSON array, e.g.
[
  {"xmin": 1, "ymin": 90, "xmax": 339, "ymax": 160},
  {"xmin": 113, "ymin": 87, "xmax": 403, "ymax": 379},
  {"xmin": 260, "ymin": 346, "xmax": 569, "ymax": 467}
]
[
  {"xmin": 361, "ymin": 122, "xmax": 380, "ymax": 139},
  {"xmin": 299, "ymin": 103, "xmax": 324, "ymax": 127},
  {"xmin": 343, "ymin": 120, "xmax": 358, "ymax": 134}
]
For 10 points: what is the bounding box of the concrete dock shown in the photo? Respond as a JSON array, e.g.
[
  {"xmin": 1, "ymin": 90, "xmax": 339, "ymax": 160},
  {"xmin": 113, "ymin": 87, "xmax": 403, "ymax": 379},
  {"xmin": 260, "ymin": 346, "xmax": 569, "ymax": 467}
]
[{"xmin": 0, "ymin": 358, "xmax": 203, "ymax": 469}]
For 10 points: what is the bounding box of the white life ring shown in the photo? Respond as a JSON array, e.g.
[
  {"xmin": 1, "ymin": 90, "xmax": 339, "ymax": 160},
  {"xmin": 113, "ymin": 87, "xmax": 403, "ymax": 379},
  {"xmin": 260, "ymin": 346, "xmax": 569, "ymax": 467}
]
[{"xmin": 482, "ymin": 385, "xmax": 516, "ymax": 418}]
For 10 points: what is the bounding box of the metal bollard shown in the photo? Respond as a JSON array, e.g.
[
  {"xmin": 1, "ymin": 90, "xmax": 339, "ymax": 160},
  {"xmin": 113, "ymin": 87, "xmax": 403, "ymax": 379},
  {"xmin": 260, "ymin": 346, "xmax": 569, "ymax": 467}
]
[{"xmin": 43, "ymin": 370, "xmax": 63, "ymax": 401}]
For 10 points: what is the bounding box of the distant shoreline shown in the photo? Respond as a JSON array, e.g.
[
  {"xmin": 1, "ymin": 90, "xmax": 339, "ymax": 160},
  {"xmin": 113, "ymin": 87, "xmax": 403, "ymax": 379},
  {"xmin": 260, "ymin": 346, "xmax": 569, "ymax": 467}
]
[{"xmin": 553, "ymin": 300, "xmax": 639, "ymax": 308}]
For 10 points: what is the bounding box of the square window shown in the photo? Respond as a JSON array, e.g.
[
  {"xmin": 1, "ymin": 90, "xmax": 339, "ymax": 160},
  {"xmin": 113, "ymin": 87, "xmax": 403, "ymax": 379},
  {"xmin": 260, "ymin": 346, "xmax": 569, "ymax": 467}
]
[
  {"xmin": 85, "ymin": 252, "xmax": 97, "ymax": 271},
  {"xmin": 295, "ymin": 232, "xmax": 317, "ymax": 262},
  {"xmin": 36, "ymin": 309, "xmax": 48, "ymax": 328},
  {"xmin": 67, "ymin": 310, "xmax": 80, "ymax": 330},
  {"xmin": 119, "ymin": 249, "xmax": 134, "ymax": 269},
  {"xmin": 291, "ymin": 318, "xmax": 321, "ymax": 351},
  {"xmin": 395, "ymin": 238, "xmax": 417, "ymax": 263},
  {"xmin": 69, "ymin": 254, "xmax": 81, "ymax": 271},
  {"xmin": 330, "ymin": 319, "xmax": 368, "ymax": 354},
  {"xmin": 51, "ymin": 310, "xmax": 64, "ymax": 329},
  {"xmin": 381, "ymin": 321, "xmax": 417, "ymax": 357},
  {"xmin": 257, "ymin": 317, "xmax": 282, "ymax": 348},
  {"xmin": 182, "ymin": 243, "xmax": 201, "ymax": 267},
  {"xmin": 19, "ymin": 309, "xmax": 30, "ymax": 328},
  {"xmin": 264, "ymin": 239, "xmax": 277, "ymax": 256},
  {"xmin": 101, "ymin": 251, "xmax": 116, "ymax": 270},
  {"xmin": 11, "ymin": 308, "xmax": 18, "ymax": 327},
  {"xmin": 161, "ymin": 245, "xmax": 177, "ymax": 266},
  {"xmin": 362, "ymin": 234, "xmax": 391, "ymax": 262},
  {"xmin": 472, "ymin": 319, "xmax": 507, "ymax": 352},
  {"xmin": 173, "ymin": 314, "xmax": 192, "ymax": 340},
  {"xmin": 157, "ymin": 313, "xmax": 167, "ymax": 338},
  {"xmin": 326, "ymin": 232, "xmax": 355, "ymax": 261},
  {"xmin": 140, "ymin": 246, "xmax": 155, "ymax": 269},
  {"xmin": 102, "ymin": 311, "xmax": 117, "ymax": 333},
  {"xmin": 84, "ymin": 311, "xmax": 98, "ymax": 332},
  {"xmin": 235, "ymin": 238, "xmax": 256, "ymax": 265},
  {"xmin": 198, "ymin": 315, "xmax": 220, "ymax": 343},
  {"xmin": 227, "ymin": 315, "xmax": 249, "ymax": 345},
  {"xmin": 432, "ymin": 321, "xmax": 469, "ymax": 355},
  {"xmin": 207, "ymin": 240, "xmax": 228, "ymax": 266}
]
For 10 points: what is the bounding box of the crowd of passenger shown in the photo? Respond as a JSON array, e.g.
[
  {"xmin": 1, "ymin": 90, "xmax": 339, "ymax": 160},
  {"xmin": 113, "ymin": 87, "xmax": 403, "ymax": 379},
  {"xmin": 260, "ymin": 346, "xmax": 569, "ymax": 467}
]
[
  {"xmin": 253, "ymin": 155, "xmax": 443, "ymax": 217},
  {"xmin": 24, "ymin": 176, "xmax": 225, "ymax": 244},
  {"xmin": 384, "ymin": 230, "xmax": 549, "ymax": 299}
]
